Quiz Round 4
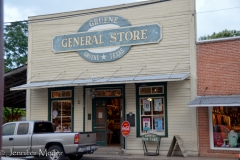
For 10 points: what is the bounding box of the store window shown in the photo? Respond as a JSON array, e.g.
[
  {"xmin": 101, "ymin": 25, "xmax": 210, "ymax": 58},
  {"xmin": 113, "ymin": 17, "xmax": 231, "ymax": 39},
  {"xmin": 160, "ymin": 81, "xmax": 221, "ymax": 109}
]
[
  {"xmin": 49, "ymin": 88, "xmax": 73, "ymax": 132},
  {"xmin": 96, "ymin": 89, "xmax": 121, "ymax": 97},
  {"xmin": 51, "ymin": 90, "xmax": 72, "ymax": 98},
  {"xmin": 210, "ymin": 106, "xmax": 240, "ymax": 149},
  {"xmin": 136, "ymin": 84, "xmax": 167, "ymax": 137}
]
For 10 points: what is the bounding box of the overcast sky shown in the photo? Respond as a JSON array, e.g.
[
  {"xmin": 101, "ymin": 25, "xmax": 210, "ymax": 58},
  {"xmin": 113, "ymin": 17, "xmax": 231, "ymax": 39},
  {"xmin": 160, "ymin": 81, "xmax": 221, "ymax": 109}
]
[{"xmin": 3, "ymin": 0, "xmax": 240, "ymax": 39}]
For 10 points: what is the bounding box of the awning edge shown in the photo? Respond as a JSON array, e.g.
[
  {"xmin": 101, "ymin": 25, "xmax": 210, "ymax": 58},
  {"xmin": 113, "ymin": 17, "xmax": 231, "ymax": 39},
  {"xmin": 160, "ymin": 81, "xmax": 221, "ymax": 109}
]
[
  {"xmin": 188, "ymin": 95, "xmax": 240, "ymax": 107},
  {"xmin": 10, "ymin": 73, "xmax": 190, "ymax": 91}
]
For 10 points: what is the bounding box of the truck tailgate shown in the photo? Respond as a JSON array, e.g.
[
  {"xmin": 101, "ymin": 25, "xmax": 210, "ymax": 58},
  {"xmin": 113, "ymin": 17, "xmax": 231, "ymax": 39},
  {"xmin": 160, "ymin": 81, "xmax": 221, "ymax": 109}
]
[{"xmin": 79, "ymin": 132, "xmax": 96, "ymax": 144}]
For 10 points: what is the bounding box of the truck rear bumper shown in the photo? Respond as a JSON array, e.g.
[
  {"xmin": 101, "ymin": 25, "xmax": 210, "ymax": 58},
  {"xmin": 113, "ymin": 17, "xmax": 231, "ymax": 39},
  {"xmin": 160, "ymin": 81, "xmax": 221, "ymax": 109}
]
[{"xmin": 69, "ymin": 145, "xmax": 98, "ymax": 155}]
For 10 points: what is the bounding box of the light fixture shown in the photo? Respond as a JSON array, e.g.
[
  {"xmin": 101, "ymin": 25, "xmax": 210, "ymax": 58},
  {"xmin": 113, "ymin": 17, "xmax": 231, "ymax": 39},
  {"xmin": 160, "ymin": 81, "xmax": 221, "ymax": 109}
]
[
  {"xmin": 147, "ymin": 98, "xmax": 152, "ymax": 101},
  {"xmin": 88, "ymin": 88, "xmax": 98, "ymax": 99}
]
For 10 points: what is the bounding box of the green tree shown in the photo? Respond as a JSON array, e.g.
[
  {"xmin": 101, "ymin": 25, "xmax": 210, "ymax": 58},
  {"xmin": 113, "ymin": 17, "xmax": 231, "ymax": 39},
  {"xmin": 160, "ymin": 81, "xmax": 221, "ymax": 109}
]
[
  {"xmin": 3, "ymin": 107, "xmax": 26, "ymax": 123},
  {"xmin": 4, "ymin": 21, "xmax": 28, "ymax": 73},
  {"xmin": 199, "ymin": 29, "xmax": 240, "ymax": 41}
]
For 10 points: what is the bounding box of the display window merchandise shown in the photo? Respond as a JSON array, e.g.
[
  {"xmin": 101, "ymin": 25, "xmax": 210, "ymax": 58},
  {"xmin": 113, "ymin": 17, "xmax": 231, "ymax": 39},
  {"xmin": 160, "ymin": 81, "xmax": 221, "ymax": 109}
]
[
  {"xmin": 210, "ymin": 106, "xmax": 240, "ymax": 149},
  {"xmin": 50, "ymin": 89, "xmax": 73, "ymax": 132},
  {"xmin": 136, "ymin": 83, "xmax": 167, "ymax": 137}
]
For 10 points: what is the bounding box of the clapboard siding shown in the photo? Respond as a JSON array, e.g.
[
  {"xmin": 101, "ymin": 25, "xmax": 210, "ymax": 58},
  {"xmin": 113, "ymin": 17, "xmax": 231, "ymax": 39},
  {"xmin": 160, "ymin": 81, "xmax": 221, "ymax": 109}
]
[
  {"xmin": 125, "ymin": 83, "xmax": 137, "ymax": 151},
  {"xmin": 166, "ymin": 80, "xmax": 193, "ymax": 155},
  {"xmin": 124, "ymin": 80, "xmax": 195, "ymax": 155},
  {"xmin": 30, "ymin": 89, "xmax": 48, "ymax": 120},
  {"xmin": 74, "ymin": 86, "xmax": 84, "ymax": 132},
  {"xmin": 28, "ymin": 0, "xmax": 192, "ymax": 82}
]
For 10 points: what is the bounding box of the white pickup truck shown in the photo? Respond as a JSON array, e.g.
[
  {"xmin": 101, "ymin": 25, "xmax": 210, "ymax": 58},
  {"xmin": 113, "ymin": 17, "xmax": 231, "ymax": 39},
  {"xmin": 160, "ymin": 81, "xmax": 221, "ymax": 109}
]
[{"xmin": 2, "ymin": 120, "xmax": 98, "ymax": 160}]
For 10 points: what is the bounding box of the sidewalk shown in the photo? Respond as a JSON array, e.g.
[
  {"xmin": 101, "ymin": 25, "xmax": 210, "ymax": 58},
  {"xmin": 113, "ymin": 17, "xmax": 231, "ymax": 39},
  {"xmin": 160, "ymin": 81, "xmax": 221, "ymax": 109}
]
[{"xmin": 83, "ymin": 154, "xmax": 237, "ymax": 160}]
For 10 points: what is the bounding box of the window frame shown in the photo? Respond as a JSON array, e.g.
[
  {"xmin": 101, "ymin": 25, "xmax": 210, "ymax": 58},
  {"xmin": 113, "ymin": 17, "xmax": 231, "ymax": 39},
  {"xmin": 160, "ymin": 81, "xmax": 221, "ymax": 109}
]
[
  {"xmin": 136, "ymin": 82, "xmax": 168, "ymax": 138},
  {"xmin": 51, "ymin": 100, "xmax": 72, "ymax": 132},
  {"xmin": 3, "ymin": 123, "xmax": 16, "ymax": 136},
  {"xmin": 17, "ymin": 123, "xmax": 29, "ymax": 135},
  {"xmin": 208, "ymin": 107, "xmax": 240, "ymax": 151},
  {"xmin": 48, "ymin": 87, "xmax": 74, "ymax": 132},
  {"xmin": 139, "ymin": 85, "xmax": 164, "ymax": 95},
  {"xmin": 139, "ymin": 96, "xmax": 165, "ymax": 136},
  {"xmin": 51, "ymin": 90, "xmax": 72, "ymax": 98},
  {"xmin": 96, "ymin": 89, "xmax": 122, "ymax": 97}
]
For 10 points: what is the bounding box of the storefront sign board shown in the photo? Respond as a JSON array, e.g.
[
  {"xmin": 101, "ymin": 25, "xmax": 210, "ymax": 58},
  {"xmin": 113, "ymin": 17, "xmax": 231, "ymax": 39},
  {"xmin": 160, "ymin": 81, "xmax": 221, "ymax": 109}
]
[
  {"xmin": 52, "ymin": 15, "xmax": 162, "ymax": 62},
  {"xmin": 127, "ymin": 112, "xmax": 135, "ymax": 127}
]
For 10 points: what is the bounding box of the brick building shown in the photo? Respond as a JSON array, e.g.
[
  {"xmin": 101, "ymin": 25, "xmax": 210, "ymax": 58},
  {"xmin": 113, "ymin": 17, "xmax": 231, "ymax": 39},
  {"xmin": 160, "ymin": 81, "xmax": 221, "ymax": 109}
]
[{"xmin": 189, "ymin": 37, "xmax": 240, "ymax": 158}]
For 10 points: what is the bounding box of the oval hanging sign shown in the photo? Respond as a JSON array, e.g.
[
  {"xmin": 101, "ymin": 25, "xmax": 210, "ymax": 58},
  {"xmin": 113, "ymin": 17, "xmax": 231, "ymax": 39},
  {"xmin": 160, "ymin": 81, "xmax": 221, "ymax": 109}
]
[
  {"xmin": 52, "ymin": 110, "xmax": 58, "ymax": 118},
  {"xmin": 52, "ymin": 15, "xmax": 162, "ymax": 63},
  {"xmin": 121, "ymin": 121, "xmax": 130, "ymax": 137}
]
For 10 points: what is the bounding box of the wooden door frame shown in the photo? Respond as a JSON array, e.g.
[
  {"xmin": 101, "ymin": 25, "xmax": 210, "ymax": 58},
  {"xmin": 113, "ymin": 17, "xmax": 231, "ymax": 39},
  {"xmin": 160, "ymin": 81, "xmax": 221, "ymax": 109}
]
[{"xmin": 83, "ymin": 84, "xmax": 126, "ymax": 147}]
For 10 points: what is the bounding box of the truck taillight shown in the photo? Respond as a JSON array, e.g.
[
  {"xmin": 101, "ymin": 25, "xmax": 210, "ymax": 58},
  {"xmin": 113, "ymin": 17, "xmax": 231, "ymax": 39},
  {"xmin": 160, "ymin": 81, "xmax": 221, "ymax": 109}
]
[{"xmin": 74, "ymin": 134, "xmax": 79, "ymax": 144}]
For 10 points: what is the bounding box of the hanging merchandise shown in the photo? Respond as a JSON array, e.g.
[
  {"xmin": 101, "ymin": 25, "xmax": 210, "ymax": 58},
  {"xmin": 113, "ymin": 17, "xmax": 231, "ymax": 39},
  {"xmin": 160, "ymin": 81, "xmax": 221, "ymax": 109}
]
[
  {"xmin": 220, "ymin": 125, "xmax": 230, "ymax": 139},
  {"xmin": 217, "ymin": 114, "xmax": 221, "ymax": 125},
  {"xmin": 228, "ymin": 130, "xmax": 238, "ymax": 147},
  {"xmin": 212, "ymin": 113, "xmax": 217, "ymax": 126}
]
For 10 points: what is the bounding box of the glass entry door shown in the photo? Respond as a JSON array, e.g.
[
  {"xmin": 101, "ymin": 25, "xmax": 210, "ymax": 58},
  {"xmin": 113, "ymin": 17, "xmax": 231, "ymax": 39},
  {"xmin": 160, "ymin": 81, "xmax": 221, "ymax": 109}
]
[{"xmin": 92, "ymin": 99, "xmax": 107, "ymax": 146}]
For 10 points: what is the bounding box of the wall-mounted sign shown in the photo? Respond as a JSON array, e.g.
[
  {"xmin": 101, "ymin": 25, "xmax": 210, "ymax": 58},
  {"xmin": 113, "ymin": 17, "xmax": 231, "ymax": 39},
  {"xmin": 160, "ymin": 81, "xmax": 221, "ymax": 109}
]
[
  {"xmin": 53, "ymin": 15, "xmax": 162, "ymax": 62},
  {"xmin": 121, "ymin": 121, "xmax": 130, "ymax": 137},
  {"xmin": 127, "ymin": 112, "xmax": 135, "ymax": 127}
]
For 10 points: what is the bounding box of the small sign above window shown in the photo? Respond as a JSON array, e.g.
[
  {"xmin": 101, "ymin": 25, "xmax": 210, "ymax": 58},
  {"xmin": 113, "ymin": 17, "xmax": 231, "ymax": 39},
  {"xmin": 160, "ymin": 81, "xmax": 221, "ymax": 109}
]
[
  {"xmin": 96, "ymin": 89, "xmax": 121, "ymax": 97},
  {"xmin": 139, "ymin": 86, "xmax": 164, "ymax": 95},
  {"xmin": 51, "ymin": 90, "xmax": 72, "ymax": 98}
]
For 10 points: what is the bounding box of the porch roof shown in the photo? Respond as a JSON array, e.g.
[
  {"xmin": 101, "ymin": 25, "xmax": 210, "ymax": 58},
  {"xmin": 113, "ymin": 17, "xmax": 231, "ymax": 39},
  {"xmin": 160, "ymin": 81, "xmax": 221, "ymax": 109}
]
[
  {"xmin": 10, "ymin": 72, "xmax": 190, "ymax": 91},
  {"xmin": 188, "ymin": 95, "xmax": 240, "ymax": 107}
]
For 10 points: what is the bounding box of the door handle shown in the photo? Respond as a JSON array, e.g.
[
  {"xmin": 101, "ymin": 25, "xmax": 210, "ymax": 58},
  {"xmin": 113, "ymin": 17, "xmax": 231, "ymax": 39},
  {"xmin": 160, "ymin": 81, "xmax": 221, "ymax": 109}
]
[{"xmin": 9, "ymin": 138, "xmax": 14, "ymax": 141}]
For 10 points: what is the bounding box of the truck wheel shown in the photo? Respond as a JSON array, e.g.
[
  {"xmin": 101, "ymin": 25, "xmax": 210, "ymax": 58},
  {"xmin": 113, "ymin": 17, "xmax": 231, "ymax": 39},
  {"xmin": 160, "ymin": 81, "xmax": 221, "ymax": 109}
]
[
  {"xmin": 68, "ymin": 155, "xmax": 83, "ymax": 160},
  {"xmin": 47, "ymin": 145, "xmax": 65, "ymax": 160}
]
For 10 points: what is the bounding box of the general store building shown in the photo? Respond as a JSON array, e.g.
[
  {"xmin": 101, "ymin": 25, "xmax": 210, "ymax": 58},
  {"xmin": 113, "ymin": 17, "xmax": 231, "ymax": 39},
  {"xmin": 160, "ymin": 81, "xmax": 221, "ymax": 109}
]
[{"xmin": 11, "ymin": 0, "xmax": 198, "ymax": 156}]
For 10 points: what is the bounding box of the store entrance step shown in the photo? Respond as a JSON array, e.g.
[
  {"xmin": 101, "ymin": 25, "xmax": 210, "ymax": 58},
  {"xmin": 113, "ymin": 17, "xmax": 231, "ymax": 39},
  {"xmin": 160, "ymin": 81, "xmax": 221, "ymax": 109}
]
[{"xmin": 93, "ymin": 146, "xmax": 122, "ymax": 155}]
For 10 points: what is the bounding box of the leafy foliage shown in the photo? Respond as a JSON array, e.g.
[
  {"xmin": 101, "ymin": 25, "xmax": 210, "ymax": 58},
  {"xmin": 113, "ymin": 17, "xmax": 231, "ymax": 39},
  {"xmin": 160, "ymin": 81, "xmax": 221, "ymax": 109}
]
[
  {"xmin": 4, "ymin": 21, "xmax": 28, "ymax": 73},
  {"xmin": 3, "ymin": 107, "xmax": 26, "ymax": 123},
  {"xmin": 199, "ymin": 29, "xmax": 240, "ymax": 41}
]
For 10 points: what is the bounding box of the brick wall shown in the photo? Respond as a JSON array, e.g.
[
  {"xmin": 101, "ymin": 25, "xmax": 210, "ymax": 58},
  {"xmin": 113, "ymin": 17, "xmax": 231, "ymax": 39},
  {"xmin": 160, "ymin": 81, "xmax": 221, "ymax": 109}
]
[
  {"xmin": 197, "ymin": 38, "xmax": 240, "ymax": 96},
  {"xmin": 197, "ymin": 38, "xmax": 240, "ymax": 158}
]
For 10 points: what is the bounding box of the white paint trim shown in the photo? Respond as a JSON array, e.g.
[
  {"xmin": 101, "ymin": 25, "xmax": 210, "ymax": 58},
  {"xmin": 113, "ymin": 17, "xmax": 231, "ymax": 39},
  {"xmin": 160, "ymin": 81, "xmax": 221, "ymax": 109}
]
[
  {"xmin": 26, "ymin": 22, "xmax": 32, "ymax": 121},
  {"xmin": 189, "ymin": 0, "xmax": 198, "ymax": 153},
  {"xmin": 197, "ymin": 36, "xmax": 240, "ymax": 44},
  {"xmin": 208, "ymin": 107, "xmax": 240, "ymax": 151},
  {"xmin": 209, "ymin": 107, "xmax": 214, "ymax": 149},
  {"xmin": 189, "ymin": 104, "xmax": 240, "ymax": 107}
]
